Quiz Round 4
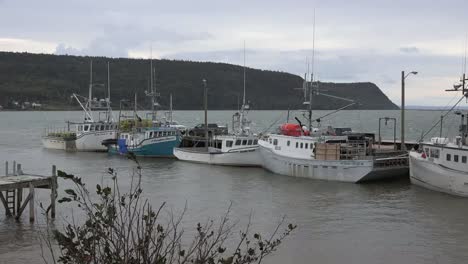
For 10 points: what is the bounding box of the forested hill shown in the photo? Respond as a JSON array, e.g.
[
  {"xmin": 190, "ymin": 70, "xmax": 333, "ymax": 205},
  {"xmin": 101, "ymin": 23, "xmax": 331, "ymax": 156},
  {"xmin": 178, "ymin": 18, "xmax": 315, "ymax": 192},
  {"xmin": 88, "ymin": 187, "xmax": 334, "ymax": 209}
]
[{"xmin": 0, "ymin": 52, "xmax": 398, "ymax": 110}]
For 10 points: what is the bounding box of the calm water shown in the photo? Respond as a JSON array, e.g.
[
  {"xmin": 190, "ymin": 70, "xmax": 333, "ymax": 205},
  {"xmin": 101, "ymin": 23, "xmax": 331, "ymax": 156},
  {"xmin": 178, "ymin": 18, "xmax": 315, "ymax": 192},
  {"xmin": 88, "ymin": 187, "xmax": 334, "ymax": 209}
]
[{"xmin": 0, "ymin": 110, "xmax": 467, "ymax": 264}]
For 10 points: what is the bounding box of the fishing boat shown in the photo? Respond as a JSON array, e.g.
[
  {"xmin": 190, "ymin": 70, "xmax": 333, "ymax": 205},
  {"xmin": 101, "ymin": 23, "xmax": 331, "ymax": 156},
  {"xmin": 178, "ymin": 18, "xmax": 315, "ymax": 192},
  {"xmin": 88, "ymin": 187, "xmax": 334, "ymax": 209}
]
[
  {"xmin": 42, "ymin": 61, "xmax": 117, "ymax": 152},
  {"xmin": 106, "ymin": 55, "xmax": 182, "ymax": 157},
  {"xmin": 174, "ymin": 45, "xmax": 262, "ymax": 166},
  {"xmin": 409, "ymin": 73, "xmax": 468, "ymax": 196},
  {"xmin": 258, "ymin": 16, "xmax": 408, "ymax": 182},
  {"xmin": 173, "ymin": 103, "xmax": 262, "ymax": 166},
  {"xmin": 259, "ymin": 124, "xmax": 408, "ymax": 183}
]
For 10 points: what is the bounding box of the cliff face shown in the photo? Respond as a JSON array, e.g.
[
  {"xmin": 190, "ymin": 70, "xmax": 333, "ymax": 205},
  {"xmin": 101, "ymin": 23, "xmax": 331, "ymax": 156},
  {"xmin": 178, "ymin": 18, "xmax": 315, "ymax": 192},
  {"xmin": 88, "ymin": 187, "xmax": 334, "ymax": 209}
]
[{"xmin": 0, "ymin": 52, "xmax": 398, "ymax": 110}]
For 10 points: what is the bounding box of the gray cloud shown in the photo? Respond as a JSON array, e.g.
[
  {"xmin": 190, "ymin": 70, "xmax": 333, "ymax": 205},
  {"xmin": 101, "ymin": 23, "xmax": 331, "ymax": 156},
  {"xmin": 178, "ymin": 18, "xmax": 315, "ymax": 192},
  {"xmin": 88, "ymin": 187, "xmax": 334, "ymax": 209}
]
[
  {"xmin": 55, "ymin": 24, "xmax": 213, "ymax": 57},
  {"xmin": 400, "ymin": 46, "xmax": 419, "ymax": 54}
]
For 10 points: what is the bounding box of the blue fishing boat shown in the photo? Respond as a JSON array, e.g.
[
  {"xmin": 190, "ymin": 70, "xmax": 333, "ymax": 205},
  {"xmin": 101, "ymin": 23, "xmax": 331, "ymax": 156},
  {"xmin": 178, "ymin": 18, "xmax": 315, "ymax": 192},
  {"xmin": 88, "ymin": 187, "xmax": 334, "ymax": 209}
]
[
  {"xmin": 106, "ymin": 53, "xmax": 183, "ymax": 157},
  {"xmin": 108, "ymin": 126, "xmax": 181, "ymax": 157}
]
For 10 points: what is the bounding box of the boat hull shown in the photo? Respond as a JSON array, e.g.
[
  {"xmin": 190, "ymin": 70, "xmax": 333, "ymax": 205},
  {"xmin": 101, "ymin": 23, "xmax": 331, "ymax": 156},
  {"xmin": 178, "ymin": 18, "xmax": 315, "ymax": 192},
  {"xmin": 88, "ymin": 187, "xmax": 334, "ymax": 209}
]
[
  {"xmin": 173, "ymin": 147, "xmax": 262, "ymax": 167},
  {"xmin": 409, "ymin": 151, "xmax": 468, "ymax": 197},
  {"xmin": 259, "ymin": 144, "xmax": 376, "ymax": 182},
  {"xmin": 42, "ymin": 137, "xmax": 67, "ymax": 150},
  {"xmin": 109, "ymin": 136, "xmax": 181, "ymax": 157},
  {"xmin": 75, "ymin": 131, "xmax": 117, "ymax": 152}
]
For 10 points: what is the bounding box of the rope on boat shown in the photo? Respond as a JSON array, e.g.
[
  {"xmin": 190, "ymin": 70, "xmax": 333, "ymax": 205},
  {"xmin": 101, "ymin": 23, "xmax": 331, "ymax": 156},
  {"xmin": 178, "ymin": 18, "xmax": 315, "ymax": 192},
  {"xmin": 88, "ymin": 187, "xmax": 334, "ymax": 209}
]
[{"xmin": 419, "ymin": 95, "xmax": 466, "ymax": 141}]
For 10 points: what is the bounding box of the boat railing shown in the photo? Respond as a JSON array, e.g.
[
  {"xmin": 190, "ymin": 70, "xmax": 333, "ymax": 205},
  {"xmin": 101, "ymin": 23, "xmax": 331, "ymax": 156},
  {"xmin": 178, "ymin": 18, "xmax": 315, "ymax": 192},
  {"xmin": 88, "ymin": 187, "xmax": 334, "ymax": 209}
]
[
  {"xmin": 373, "ymin": 155, "xmax": 408, "ymax": 168},
  {"xmin": 43, "ymin": 126, "xmax": 76, "ymax": 140}
]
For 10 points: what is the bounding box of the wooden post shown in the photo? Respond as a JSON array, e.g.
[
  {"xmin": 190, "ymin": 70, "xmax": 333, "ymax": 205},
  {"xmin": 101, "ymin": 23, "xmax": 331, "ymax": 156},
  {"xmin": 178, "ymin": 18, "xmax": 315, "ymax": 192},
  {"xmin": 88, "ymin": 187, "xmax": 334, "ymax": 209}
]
[
  {"xmin": 17, "ymin": 163, "xmax": 22, "ymax": 175},
  {"xmin": 51, "ymin": 165, "xmax": 57, "ymax": 218},
  {"xmin": 5, "ymin": 161, "xmax": 8, "ymax": 176},
  {"xmin": 29, "ymin": 183, "xmax": 34, "ymax": 222},
  {"xmin": 15, "ymin": 163, "xmax": 22, "ymax": 215}
]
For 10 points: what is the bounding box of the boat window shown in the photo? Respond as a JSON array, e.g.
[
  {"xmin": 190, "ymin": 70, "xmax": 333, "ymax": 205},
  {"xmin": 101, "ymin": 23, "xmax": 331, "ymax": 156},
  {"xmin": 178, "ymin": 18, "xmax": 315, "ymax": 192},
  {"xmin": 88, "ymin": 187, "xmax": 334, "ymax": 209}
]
[
  {"xmin": 253, "ymin": 139, "xmax": 258, "ymax": 145},
  {"xmin": 447, "ymin": 154, "xmax": 451, "ymax": 161},
  {"xmin": 269, "ymin": 138, "xmax": 272, "ymax": 144},
  {"xmin": 454, "ymin": 155, "xmax": 459, "ymax": 162},
  {"xmin": 305, "ymin": 143, "xmax": 308, "ymax": 149},
  {"xmin": 296, "ymin": 142, "xmax": 298, "ymax": 148},
  {"xmin": 430, "ymin": 149, "xmax": 440, "ymax": 158},
  {"xmin": 273, "ymin": 139, "xmax": 278, "ymax": 146},
  {"xmin": 105, "ymin": 125, "xmax": 109, "ymax": 130},
  {"xmin": 150, "ymin": 132, "xmax": 153, "ymax": 138},
  {"xmin": 235, "ymin": 140, "xmax": 241, "ymax": 145},
  {"xmin": 90, "ymin": 125, "xmax": 95, "ymax": 131},
  {"xmin": 300, "ymin": 143, "xmax": 303, "ymax": 149},
  {"xmin": 463, "ymin": 156, "xmax": 467, "ymax": 163},
  {"xmin": 287, "ymin": 140, "xmax": 290, "ymax": 147},
  {"xmin": 242, "ymin": 140, "xmax": 247, "ymax": 145},
  {"xmin": 226, "ymin": 140, "xmax": 233, "ymax": 147},
  {"xmin": 78, "ymin": 125, "xmax": 82, "ymax": 131},
  {"xmin": 248, "ymin": 139, "xmax": 253, "ymax": 145}
]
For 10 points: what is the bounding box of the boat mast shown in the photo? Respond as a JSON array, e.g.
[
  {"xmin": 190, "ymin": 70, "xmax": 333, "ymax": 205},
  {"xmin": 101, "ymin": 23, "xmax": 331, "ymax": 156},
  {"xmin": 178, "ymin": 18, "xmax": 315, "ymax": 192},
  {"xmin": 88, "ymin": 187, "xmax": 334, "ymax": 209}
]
[
  {"xmin": 308, "ymin": 9, "xmax": 316, "ymax": 132},
  {"xmin": 203, "ymin": 79, "xmax": 208, "ymax": 149},
  {"xmin": 243, "ymin": 40, "xmax": 246, "ymax": 107},
  {"xmin": 150, "ymin": 46, "xmax": 155, "ymax": 121},
  {"xmin": 89, "ymin": 60, "xmax": 93, "ymax": 108},
  {"xmin": 134, "ymin": 93, "xmax": 137, "ymax": 122},
  {"xmin": 169, "ymin": 93, "xmax": 173, "ymax": 123},
  {"xmin": 107, "ymin": 61, "xmax": 112, "ymax": 122}
]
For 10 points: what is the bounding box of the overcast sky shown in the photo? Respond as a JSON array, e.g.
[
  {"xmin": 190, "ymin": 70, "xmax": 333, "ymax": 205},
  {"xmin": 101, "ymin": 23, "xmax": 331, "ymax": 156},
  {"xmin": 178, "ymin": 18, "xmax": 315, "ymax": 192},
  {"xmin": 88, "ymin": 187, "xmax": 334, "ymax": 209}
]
[{"xmin": 1, "ymin": 0, "xmax": 468, "ymax": 106}]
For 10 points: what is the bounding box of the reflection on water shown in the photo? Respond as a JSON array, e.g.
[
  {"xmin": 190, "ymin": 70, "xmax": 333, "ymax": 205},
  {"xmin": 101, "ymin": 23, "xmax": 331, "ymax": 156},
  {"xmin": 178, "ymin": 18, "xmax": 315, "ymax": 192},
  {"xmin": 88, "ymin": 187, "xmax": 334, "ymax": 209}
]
[{"xmin": 0, "ymin": 110, "xmax": 468, "ymax": 264}]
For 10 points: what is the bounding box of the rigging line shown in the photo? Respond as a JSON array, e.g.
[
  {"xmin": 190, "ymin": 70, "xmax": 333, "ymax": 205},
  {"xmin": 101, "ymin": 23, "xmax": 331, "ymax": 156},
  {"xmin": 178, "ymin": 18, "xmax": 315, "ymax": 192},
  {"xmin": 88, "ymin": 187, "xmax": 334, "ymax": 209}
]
[
  {"xmin": 315, "ymin": 103, "xmax": 356, "ymax": 121},
  {"xmin": 425, "ymin": 93, "xmax": 459, "ymax": 130},
  {"xmin": 420, "ymin": 95, "xmax": 466, "ymax": 141},
  {"xmin": 261, "ymin": 111, "xmax": 287, "ymax": 134}
]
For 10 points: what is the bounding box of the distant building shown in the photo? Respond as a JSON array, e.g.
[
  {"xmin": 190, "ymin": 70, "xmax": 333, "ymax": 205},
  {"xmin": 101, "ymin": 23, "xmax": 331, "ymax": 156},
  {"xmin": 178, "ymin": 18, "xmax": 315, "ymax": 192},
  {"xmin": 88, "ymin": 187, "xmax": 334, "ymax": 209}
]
[{"xmin": 32, "ymin": 102, "xmax": 42, "ymax": 109}]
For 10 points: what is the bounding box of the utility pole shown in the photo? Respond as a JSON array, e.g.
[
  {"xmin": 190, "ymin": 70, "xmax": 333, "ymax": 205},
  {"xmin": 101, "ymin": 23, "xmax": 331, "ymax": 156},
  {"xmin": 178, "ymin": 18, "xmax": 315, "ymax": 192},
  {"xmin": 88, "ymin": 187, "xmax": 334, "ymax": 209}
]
[
  {"xmin": 401, "ymin": 70, "xmax": 418, "ymax": 151},
  {"xmin": 401, "ymin": 71, "xmax": 405, "ymax": 151}
]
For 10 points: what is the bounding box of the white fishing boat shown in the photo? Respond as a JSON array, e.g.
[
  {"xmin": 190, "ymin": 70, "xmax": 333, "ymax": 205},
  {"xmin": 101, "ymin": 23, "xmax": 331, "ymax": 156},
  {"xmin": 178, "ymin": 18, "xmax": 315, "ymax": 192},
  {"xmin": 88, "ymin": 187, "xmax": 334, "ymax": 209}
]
[
  {"xmin": 409, "ymin": 74, "xmax": 468, "ymax": 196},
  {"xmin": 259, "ymin": 16, "xmax": 408, "ymax": 182},
  {"xmin": 42, "ymin": 61, "xmax": 117, "ymax": 152},
  {"xmin": 174, "ymin": 45, "xmax": 262, "ymax": 166},
  {"xmin": 173, "ymin": 106, "xmax": 262, "ymax": 166},
  {"xmin": 259, "ymin": 128, "xmax": 408, "ymax": 183}
]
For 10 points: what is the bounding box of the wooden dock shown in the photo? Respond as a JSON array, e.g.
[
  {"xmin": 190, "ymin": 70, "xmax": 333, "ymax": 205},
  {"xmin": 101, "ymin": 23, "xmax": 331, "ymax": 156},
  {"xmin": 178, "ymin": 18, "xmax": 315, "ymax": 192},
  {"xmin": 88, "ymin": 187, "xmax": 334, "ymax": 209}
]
[{"xmin": 1, "ymin": 161, "xmax": 57, "ymax": 222}]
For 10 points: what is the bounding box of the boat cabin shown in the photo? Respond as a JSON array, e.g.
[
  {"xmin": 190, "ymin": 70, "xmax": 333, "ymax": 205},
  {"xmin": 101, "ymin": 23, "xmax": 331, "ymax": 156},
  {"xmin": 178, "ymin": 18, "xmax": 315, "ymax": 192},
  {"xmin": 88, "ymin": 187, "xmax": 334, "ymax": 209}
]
[
  {"xmin": 76, "ymin": 123, "xmax": 117, "ymax": 133},
  {"xmin": 420, "ymin": 137, "xmax": 468, "ymax": 172},
  {"xmin": 209, "ymin": 135, "xmax": 259, "ymax": 153},
  {"xmin": 119, "ymin": 127, "xmax": 179, "ymax": 147}
]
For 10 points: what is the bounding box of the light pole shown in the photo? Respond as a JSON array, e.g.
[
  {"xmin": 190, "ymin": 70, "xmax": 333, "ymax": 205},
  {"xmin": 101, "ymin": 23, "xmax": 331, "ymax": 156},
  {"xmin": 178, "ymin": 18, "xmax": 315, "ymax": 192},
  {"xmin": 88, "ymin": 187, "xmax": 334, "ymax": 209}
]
[{"xmin": 401, "ymin": 70, "xmax": 418, "ymax": 151}]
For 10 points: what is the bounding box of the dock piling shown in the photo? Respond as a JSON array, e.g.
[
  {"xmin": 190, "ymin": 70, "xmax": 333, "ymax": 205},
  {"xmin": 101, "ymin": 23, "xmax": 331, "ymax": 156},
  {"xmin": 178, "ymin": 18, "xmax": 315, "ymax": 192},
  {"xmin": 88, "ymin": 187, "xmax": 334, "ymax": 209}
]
[
  {"xmin": 1, "ymin": 161, "xmax": 57, "ymax": 222},
  {"xmin": 29, "ymin": 183, "xmax": 34, "ymax": 222}
]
